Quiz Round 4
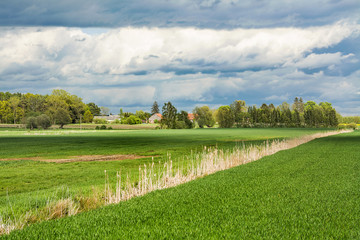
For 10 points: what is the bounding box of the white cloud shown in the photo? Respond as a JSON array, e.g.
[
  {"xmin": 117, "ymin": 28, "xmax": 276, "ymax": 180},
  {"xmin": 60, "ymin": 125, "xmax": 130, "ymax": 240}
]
[{"xmin": 0, "ymin": 22, "xmax": 359, "ymax": 114}]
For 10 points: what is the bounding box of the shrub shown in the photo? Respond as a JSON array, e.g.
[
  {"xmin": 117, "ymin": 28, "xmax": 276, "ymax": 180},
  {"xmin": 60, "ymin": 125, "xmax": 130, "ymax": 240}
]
[
  {"xmin": 26, "ymin": 117, "xmax": 38, "ymax": 130},
  {"xmin": 107, "ymin": 126, "xmax": 113, "ymax": 130},
  {"xmin": 175, "ymin": 121, "xmax": 186, "ymax": 129},
  {"xmin": 124, "ymin": 115, "xmax": 142, "ymax": 125},
  {"xmin": 95, "ymin": 126, "xmax": 100, "ymax": 130},
  {"xmin": 37, "ymin": 114, "xmax": 51, "ymax": 129},
  {"xmin": 94, "ymin": 118, "xmax": 107, "ymax": 124},
  {"xmin": 26, "ymin": 114, "xmax": 51, "ymax": 130},
  {"xmin": 100, "ymin": 125, "xmax": 107, "ymax": 130},
  {"xmin": 348, "ymin": 123, "xmax": 357, "ymax": 130}
]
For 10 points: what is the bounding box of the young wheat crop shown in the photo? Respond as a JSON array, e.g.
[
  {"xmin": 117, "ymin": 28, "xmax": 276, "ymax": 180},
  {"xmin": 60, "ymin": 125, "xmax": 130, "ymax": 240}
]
[
  {"xmin": 0, "ymin": 129, "xmax": 352, "ymax": 235},
  {"xmin": 104, "ymin": 130, "xmax": 351, "ymax": 204}
]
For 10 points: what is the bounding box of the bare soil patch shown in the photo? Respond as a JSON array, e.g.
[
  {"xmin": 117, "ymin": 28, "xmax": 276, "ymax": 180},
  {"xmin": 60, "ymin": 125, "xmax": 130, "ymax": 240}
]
[{"xmin": 0, "ymin": 154, "xmax": 152, "ymax": 163}]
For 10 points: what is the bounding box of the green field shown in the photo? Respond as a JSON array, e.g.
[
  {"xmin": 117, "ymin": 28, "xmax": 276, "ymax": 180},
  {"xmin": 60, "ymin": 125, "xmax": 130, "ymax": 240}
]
[
  {"xmin": 0, "ymin": 128, "xmax": 335, "ymax": 234},
  {"xmin": 2, "ymin": 130, "xmax": 358, "ymax": 239}
]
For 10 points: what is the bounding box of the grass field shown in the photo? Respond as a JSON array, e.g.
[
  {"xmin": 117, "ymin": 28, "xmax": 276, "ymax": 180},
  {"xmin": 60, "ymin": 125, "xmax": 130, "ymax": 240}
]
[
  {"xmin": 2, "ymin": 130, "xmax": 358, "ymax": 239},
  {"xmin": 0, "ymin": 128, "xmax": 335, "ymax": 234}
]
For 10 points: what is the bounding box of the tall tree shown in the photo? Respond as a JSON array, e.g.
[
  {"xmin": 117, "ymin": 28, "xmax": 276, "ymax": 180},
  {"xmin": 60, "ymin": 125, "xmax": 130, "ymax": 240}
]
[
  {"xmin": 177, "ymin": 110, "xmax": 194, "ymax": 129},
  {"xmin": 151, "ymin": 101, "xmax": 160, "ymax": 115},
  {"xmin": 217, "ymin": 106, "xmax": 235, "ymax": 128},
  {"xmin": 87, "ymin": 102, "xmax": 101, "ymax": 116},
  {"xmin": 162, "ymin": 102, "xmax": 177, "ymax": 129},
  {"xmin": 9, "ymin": 96, "xmax": 20, "ymax": 124},
  {"xmin": 54, "ymin": 108, "xmax": 72, "ymax": 128},
  {"xmin": 193, "ymin": 106, "xmax": 215, "ymax": 128},
  {"xmin": 230, "ymin": 100, "xmax": 247, "ymax": 127}
]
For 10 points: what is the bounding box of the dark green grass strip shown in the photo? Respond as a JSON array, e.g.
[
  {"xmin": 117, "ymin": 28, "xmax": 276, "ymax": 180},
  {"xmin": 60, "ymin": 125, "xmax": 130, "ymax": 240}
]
[{"xmin": 3, "ymin": 131, "xmax": 360, "ymax": 239}]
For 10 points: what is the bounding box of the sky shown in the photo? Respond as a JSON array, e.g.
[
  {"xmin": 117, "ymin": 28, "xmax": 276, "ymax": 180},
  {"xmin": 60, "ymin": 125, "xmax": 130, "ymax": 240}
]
[{"xmin": 0, "ymin": 0, "xmax": 359, "ymax": 115}]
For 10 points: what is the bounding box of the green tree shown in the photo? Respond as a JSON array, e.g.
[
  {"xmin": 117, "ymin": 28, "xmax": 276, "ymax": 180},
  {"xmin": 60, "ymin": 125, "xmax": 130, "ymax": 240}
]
[
  {"xmin": 26, "ymin": 117, "xmax": 38, "ymax": 130},
  {"xmin": 177, "ymin": 110, "xmax": 194, "ymax": 129},
  {"xmin": 54, "ymin": 108, "xmax": 72, "ymax": 128},
  {"xmin": 217, "ymin": 106, "xmax": 234, "ymax": 128},
  {"xmin": 230, "ymin": 100, "xmax": 247, "ymax": 127},
  {"xmin": 151, "ymin": 101, "xmax": 160, "ymax": 115},
  {"xmin": 9, "ymin": 96, "xmax": 21, "ymax": 124},
  {"xmin": 0, "ymin": 100, "xmax": 13, "ymax": 123},
  {"xmin": 87, "ymin": 102, "xmax": 101, "ymax": 116},
  {"xmin": 193, "ymin": 106, "xmax": 215, "ymax": 128},
  {"xmin": 162, "ymin": 102, "xmax": 177, "ymax": 129},
  {"xmin": 37, "ymin": 114, "xmax": 51, "ymax": 129},
  {"xmin": 83, "ymin": 110, "xmax": 94, "ymax": 123}
]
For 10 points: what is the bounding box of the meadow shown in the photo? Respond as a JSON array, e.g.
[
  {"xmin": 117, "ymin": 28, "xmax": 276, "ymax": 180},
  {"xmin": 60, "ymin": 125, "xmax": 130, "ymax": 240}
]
[
  {"xmin": 2, "ymin": 130, "xmax": 358, "ymax": 239},
  {"xmin": 0, "ymin": 128, "xmax": 336, "ymax": 234}
]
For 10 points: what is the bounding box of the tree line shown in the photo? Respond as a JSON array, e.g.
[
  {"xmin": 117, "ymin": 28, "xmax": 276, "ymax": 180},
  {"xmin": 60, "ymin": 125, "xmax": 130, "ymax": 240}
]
[
  {"xmin": 0, "ymin": 89, "xmax": 345, "ymax": 129},
  {"xmin": 0, "ymin": 90, "xmax": 100, "ymax": 129},
  {"xmin": 157, "ymin": 97, "xmax": 340, "ymax": 129}
]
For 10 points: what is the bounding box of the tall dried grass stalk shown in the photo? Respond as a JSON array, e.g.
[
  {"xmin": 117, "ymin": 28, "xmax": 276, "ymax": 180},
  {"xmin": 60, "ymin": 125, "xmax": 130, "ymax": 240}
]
[{"xmin": 104, "ymin": 130, "xmax": 352, "ymax": 205}]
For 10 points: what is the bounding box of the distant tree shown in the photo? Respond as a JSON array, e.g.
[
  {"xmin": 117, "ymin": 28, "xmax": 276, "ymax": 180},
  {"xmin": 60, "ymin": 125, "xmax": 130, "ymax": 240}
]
[
  {"xmin": 151, "ymin": 101, "xmax": 160, "ymax": 115},
  {"xmin": 100, "ymin": 106, "xmax": 110, "ymax": 116},
  {"xmin": 279, "ymin": 102, "xmax": 290, "ymax": 112},
  {"xmin": 217, "ymin": 106, "xmax": 234, "ymax": 128},
  {"xmin": 193, "ymin": 106, "xmax": 215, "ymax": 128},
  {"xmin": 119, "ymin": 108, "xmax": 124, "ymax": 117},
  {"xmin": 230, "ymin": 100, "xmax": 247, "ymax": 127},
  {"xmin": 293, "ymin": 110, "xmax": 301, "ymax": 127},
  {"xmin": 26, "ymin": 117, "xmax": 38, "ymax": 130},
  {"xmin": 177, "ymin": 110, "xmax": 194, "ymax": 129},
  {"xmin": 54, "ymin": 108, "xmax": 72, "ymax": 128},
  {"xmin": 125, "ymin": 115, "xmax": 142, "ymax": 125},
  {"xmin": 83, "ymin": 110, "xmax": 94, "ymax": 123},
  {"xmin": 87, "ymin": 102, "xmax": 101, "ymax": 116},
  {"xmin": 136, "ymin": 110, "xmax": 150, "ymax": 121},
  {"xmin": 162, "ymin": 102, "xmax": 177, "ymax": 129},
  {"xmin": 0, "ymin": 101, "xmax": 12, "ymax": 123},
  {"xmin": 9, "ymin": 96, "xmax": 21, "ymax": 124},
  {"xmin": 37, "ymin": 114, "xmax": 51, "ymax": 129}
]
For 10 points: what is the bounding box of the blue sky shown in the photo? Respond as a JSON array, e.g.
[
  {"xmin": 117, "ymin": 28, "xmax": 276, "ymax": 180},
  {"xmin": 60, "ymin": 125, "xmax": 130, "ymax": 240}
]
[{"xmin": 0, "ymin": 0, "xmax": 359, "ymax": 115}]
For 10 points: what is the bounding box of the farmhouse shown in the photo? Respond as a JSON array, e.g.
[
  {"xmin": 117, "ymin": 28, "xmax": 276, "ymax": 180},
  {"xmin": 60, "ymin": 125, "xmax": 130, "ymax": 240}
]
[
  {"xmin": 188, "ymin": 113, "xmax": 195, "ymax": 122},
  {"xmin": 93, "ymin": 114, "xmax": 121, "ymax": 123},
  {"xmin": 149, "ymin": 113, "xmax": 162, "ymax": 123}
]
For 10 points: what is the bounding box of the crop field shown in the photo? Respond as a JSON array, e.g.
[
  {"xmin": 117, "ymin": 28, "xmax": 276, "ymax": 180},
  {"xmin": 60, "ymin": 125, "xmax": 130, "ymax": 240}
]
[
  {"xmin": 0, "ymin": 128, "xmax": 339, "ymax": 235},
  {"xmin": 2, "ymin": 130, "xmax": 358, "ymax": 239}
]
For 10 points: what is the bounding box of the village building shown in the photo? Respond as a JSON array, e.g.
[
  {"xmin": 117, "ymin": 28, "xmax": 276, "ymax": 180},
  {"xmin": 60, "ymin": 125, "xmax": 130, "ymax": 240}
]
[
  {"xmin": 93, "ymin": 114, "xmax": 121, "ymax": 123},
  {"xmin": 187, "ymin": 113, "xmax": 195, "ymax": 122},
  {"xmin": 149, "ymin": 113, "xmax": 162, "ymax": 123}
]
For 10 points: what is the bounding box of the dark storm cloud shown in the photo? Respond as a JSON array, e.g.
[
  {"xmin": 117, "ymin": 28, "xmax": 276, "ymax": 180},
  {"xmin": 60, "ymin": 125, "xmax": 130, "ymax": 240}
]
[{"xmin": 0, "ymin": 0, "xmax": 359, "ymax": 28}]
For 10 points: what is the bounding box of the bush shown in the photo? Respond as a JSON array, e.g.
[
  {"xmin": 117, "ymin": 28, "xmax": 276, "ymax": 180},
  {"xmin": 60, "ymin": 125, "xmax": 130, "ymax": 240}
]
[
  {"xmin": 37, "ymin": 114, "xmax": 51, "ymax": 129},
  {"xmin": 348, "ymin": 123, "xmax": 357, "ymax": 130},
  {"xmin": 95, "ymin": 126, "xmax": 100, "ymax": 130},
  {"xmin": 26, "ymin": 117, "xmax": 38, "ymax": 130},
  {"xmin": 100, "ymin": 125, "xmax": 107, "ymax": 130},
  {"xmin": 94, "ymin": 118, "xmax": 107, "ymax": 124},
  {"xmin": 175, "ymin": 121, "xmax": 186, "ymax": 129},
  {"xmin": 124, "ymin": 115, "xmax": 142, "ymax": 125},
  {"xmin": 26, "ymin": 114, "xmax": 51, "ymax": 130},
  {"xmin": 107, "ymin": 126, "xmax": 113, "ymax": 130}
]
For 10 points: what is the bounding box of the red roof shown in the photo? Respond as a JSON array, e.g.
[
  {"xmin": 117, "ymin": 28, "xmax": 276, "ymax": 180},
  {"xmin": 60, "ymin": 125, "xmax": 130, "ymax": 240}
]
[{"xmin": 188, "ymin": 113, "xmax": 195, "ymax": 120}]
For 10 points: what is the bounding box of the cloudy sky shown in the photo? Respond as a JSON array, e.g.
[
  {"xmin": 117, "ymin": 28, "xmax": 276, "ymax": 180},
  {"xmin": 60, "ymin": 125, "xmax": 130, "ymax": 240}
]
[{"xmin": 0, "ymin": 0, "xmax": 359, "ymax": 115}]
